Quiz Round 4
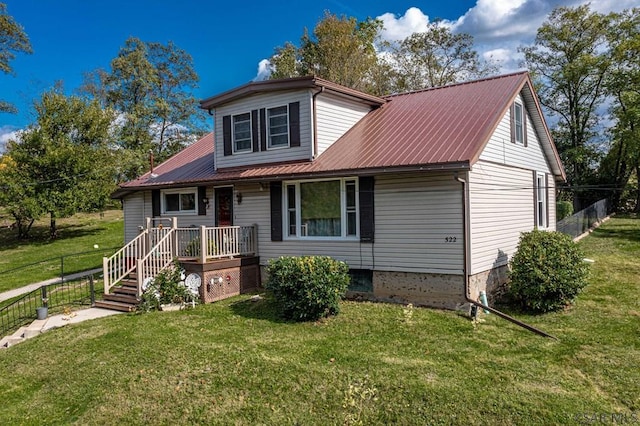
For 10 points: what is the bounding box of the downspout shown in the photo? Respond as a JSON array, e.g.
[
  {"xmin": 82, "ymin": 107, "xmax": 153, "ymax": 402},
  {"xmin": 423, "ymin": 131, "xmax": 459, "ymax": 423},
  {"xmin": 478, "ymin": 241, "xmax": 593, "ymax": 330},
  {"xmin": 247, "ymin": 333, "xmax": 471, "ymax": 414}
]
[
  {"xmin": 311, "ymin": 86, "xmax": 325, "ymax": 160},
  {"xmin": 454, "ymin": 172, "xmax": 558, "ymax": 340}
]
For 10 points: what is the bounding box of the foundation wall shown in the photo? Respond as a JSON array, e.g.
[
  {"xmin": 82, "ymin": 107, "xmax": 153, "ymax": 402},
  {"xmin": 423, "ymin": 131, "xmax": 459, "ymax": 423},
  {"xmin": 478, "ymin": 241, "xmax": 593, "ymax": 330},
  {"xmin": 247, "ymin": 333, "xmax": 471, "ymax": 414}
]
[{"xmin": 181, "ymin": 257, "xmax": 260, "ymax": 304}]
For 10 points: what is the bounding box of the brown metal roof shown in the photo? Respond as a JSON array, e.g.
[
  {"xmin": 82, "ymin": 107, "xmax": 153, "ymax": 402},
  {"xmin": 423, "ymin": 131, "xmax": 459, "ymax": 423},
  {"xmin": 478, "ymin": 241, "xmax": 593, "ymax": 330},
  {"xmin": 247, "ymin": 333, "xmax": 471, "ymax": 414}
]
[
  {"xmin": 200, "ymin": 75, "xmax": 386, "ymax": 110},
  {"xmin": 115, "ymin": 72, "xmax": 564, "ymax": 197}
]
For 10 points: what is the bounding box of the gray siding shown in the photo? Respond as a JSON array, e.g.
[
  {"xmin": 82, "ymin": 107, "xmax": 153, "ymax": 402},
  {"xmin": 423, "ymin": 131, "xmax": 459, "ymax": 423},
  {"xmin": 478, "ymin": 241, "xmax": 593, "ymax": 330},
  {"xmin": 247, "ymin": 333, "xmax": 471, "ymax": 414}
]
[
  {"xmin": 214, "ymin": 90, "xmax": 313, "ymax": 168},
  {"xmin": 373, "ymin": 174, "xmax": 464, "ymax": 274},
  {"xmin": 315, "ymin": 93, "xmax": 371, "ymax": 156},
  {"xmin": 123, "ymin": 192, "xmax": 147, "ymax": 243},
  {"xmin": 479, "ymin": 93, "xmax": 551, "ymax": 174},
  {"xmin": 468, "ymin": 161, "xmax": 537, "ymax": 275}
]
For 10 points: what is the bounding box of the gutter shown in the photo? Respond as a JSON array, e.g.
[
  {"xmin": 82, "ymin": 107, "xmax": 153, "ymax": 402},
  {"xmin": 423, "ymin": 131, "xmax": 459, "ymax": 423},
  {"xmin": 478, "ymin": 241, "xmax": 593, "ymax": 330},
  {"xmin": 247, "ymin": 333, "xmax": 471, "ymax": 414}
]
[{"xmin": 454, "ymin": 173, "xmax": 558, "ymax": 340}]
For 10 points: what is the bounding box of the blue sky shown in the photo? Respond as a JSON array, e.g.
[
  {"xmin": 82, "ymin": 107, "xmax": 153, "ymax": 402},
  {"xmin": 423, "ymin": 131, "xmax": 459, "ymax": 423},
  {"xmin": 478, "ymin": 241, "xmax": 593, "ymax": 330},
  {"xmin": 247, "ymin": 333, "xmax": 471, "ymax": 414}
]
[{"xmin": 0, "ymin": 0, "xmax": 637, "ymax": 143}]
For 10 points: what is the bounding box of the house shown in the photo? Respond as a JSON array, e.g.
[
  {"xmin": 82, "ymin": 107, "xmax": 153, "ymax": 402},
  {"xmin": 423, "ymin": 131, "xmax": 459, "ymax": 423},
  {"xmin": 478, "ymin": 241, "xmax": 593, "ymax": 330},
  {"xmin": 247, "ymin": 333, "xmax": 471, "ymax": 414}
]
[{"xmin": 104, "ymin": 71, "xmax": 565, "ymax": 311}]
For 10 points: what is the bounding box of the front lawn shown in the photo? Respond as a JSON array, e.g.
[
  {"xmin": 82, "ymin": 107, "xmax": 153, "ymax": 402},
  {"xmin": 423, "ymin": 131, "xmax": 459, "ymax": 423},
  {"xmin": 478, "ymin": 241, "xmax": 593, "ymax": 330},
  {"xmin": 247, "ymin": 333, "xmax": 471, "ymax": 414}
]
[{"xmin": 0, "ymin": 216, "xmax": 638, "ymax": 425}]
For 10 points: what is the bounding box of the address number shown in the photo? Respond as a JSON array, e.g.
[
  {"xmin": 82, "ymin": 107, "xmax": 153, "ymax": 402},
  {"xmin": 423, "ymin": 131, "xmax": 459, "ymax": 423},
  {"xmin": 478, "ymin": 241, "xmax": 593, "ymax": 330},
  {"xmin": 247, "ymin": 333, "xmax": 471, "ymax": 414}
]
[{"xmin": 445, "ymin": 237, "xmax": 457, "ymax": 243}]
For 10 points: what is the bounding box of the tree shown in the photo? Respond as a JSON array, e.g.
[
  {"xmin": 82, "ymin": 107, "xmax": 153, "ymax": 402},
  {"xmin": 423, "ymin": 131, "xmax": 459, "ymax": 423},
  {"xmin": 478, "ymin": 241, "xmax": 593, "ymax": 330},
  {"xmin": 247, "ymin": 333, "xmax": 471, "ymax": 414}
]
[
  {"xmin": 82, "ymin": 37, "xmax": 206, "ymax": 179},
  {"xmin": 520, "ymin": 5, "xmax": 611, "ymax": 209},
  {"xmin": 269, "ymin": 12, "xmax": 389, "ymax": 95},
  {"xmin": 600, "ymin": 8, "xmax": 640, "ymax": 211},
  {"xmin": 390, "ymin": 23, "xmax": 497, "ymax": 91},
  {"xmin": 0, "ymin": 89, "xmax": 116, "ymax": 238},
  {"xmin": 0, "ymin": 2, "xmax": 32, "ymax": 113}
]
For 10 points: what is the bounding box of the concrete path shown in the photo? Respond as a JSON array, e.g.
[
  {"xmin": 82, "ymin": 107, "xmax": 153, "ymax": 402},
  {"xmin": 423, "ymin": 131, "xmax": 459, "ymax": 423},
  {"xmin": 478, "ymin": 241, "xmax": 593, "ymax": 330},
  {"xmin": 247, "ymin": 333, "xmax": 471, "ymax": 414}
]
[
  {"xmin": 1, "ymin": 307, "xmax": 124, "ymax": 349},
  {"xmin": 0, "ymin": 268, "xmax": 102, "ymax": 303}
]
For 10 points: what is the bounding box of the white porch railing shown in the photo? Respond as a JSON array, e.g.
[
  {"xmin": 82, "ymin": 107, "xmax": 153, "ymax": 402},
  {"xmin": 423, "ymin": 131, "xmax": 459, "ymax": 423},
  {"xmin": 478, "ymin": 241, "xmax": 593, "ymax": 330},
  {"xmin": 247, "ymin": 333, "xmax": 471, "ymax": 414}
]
[{"xmin": 103, "ymin": 220, "xmax": 258, "ymax": 296}]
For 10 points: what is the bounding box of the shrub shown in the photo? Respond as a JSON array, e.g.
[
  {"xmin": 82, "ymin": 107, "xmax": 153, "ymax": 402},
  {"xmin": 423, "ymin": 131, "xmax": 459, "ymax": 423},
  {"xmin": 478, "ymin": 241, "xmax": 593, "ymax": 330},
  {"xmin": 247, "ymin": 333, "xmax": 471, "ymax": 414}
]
[
  {"xmin": 556, "ymin": 201, "xmax": 574, "ymax": 221},
  {"xmin": 508, "ymin": 230, "xmax": 589, "ymax": 313},
  {"xmin": 138, "ymin": 262, "xmax": 196, "ymax": 312},
  {"xmin": 266, "ymin": 256, "xmax": 350, "ymax": 321}
]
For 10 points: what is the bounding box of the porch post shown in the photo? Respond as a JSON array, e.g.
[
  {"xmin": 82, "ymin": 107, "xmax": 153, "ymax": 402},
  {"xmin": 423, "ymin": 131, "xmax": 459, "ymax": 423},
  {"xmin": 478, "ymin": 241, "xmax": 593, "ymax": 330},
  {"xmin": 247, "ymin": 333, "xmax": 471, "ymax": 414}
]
[
  {"xmin": 252, "ymin": 223, "xmax": 259, "ymax": 256},
  {"xmin": 145, "ymin": 217, "xmax": 152, "ymax": 256},
  {"xmin": 200, "ymin": 225, "xmax": 207, "ymax": 264}
]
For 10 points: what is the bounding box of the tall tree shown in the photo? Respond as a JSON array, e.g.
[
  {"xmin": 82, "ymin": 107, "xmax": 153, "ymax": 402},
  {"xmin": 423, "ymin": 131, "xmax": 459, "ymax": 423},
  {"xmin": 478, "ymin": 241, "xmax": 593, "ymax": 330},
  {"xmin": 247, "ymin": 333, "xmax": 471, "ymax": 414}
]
[
  {"xmin": 0, "ymin": 89, "xmax": 116, "ymax": 238},
  {"xmin": 391, "ymin": 23, "xmax": 497, "ymax": 91},
  {"xmin": 268, "ymin": 12, "xmax": 389, "ymax": 95},
  {"xmin": 0, "ymin": 2, "xmax": 32, "ymax": 113},
  {"xmin": 600, "ymin": 8, "xmax": 640, "ymax": 211},
  {"xmin": 520, "ymin": 5, "xmax": 611, "ymax": 209},
  {"xmin": 82, "ymin": 37, "xmax": 206, "ymax": 179}
]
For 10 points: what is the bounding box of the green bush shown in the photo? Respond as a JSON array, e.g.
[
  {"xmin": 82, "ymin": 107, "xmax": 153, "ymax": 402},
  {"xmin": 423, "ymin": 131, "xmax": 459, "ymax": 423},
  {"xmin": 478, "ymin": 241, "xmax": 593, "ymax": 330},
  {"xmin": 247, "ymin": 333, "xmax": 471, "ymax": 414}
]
[
  {"xmin": 556, "ymin": 201, "xmax": 574, "ymax": 221},
  {"xmin": 266, "ymin": 256, "xmax": 350, "ymax": 321},
  {"xmin": 138, "ymin": 262, "xmax": 196, "ymax": 312},
  {"xmin": 508, "ymin": 230, "xmax": 589, "ymax": 313}
]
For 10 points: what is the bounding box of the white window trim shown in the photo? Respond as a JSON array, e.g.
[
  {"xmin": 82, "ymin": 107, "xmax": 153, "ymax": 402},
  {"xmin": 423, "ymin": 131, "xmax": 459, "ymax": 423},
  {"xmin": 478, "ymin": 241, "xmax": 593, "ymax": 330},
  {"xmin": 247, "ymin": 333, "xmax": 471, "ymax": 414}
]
[
  {"xmin": 161, "ymin": 187, "xmax": 197, "ymax": 216},
  {"xmin": 535, "ymin": 172, "xmax": 547, "ymax": 229},
  {"xmin": 232, "ymin": 112, "xmax": 252, "ymax": 154},
  {"xmin": 283, "ymin": 177, "xmax": 359, "ymax": 241},
  {"xmin": 514, "ymin": 101, "xmax": 525, "ymax": 146},
  {"xmin": 267, "ymin": 104, "xmax": 290, "ymax": 151}
]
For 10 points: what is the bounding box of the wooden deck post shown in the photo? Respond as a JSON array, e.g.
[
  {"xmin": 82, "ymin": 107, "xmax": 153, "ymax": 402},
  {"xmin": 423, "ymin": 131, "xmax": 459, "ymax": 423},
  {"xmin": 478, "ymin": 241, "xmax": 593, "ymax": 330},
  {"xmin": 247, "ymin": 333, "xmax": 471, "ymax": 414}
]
[{"xmin": 200, "ymin": 225, "xmax": 207, "ymax": 264}]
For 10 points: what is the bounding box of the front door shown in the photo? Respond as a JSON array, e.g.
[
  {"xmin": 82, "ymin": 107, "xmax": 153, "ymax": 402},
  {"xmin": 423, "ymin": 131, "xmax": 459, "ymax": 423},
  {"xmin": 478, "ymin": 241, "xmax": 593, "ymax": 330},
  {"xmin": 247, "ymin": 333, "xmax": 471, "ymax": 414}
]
[{"xmin": 215, "ymin": 187, "xmax": 233, "ymax": 226}]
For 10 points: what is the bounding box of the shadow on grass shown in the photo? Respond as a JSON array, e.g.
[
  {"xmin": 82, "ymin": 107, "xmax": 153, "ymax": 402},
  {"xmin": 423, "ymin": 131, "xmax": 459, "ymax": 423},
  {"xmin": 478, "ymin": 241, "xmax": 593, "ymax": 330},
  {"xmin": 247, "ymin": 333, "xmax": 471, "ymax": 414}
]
[
  {"xmin": 0, "ymin": 222, "xmax": 108, "ymax": 250},
  {"xmin": 588, "ymin": 215, "xmax": 640, "ymax": 243},
  {"xmin": 229, "ymin": 293, "xmax": 288, "ymax": 324}
]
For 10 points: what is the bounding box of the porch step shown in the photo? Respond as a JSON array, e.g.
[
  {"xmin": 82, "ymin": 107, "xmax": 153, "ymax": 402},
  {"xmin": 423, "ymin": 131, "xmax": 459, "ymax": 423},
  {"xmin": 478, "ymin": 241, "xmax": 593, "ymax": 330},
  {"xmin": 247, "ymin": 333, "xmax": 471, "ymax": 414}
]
[
  {"xmin": 103, "ymin": 293, "xmax": 139, "ymax": 304},
  {"xmin": 94, "ymin": 300, "xmax": 137, "ymax": 312},
  {"xmin": 113, "ymin": 285, "xmax": 137, "ymax": 296}
]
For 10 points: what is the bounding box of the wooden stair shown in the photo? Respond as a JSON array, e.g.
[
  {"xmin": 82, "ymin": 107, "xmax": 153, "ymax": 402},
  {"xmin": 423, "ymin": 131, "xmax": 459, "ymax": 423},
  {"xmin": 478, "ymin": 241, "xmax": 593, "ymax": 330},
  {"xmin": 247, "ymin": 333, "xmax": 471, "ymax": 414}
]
[{"xmin": 95, "ymin": 278, "xmax": 140, "ymax": 312}]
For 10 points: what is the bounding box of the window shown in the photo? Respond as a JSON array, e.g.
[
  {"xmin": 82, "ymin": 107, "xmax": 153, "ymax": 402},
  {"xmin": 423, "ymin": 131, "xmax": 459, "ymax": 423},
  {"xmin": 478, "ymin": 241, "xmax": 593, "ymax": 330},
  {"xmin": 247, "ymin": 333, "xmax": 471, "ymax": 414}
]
[
  {"xmin": 233, "ymin": 113, "xmax": 251, "ymax": 153},
  {"xmin": 162, "ymin": 188, "xmax": 196, "ymax": 214},
  {"xmin": 268, "ymin": 105, "xmax": 289, "ymax": 148},
  {"xmin": 285, "ymin": 178, "xmax": 358, "ymax": 239},
  {"xmin": 513, "ymin": 102, "xmax": 526, "ymax": 145},
  {"xmin": 535, "ymin": 172, "xmax": 547, "ymax": 228}
]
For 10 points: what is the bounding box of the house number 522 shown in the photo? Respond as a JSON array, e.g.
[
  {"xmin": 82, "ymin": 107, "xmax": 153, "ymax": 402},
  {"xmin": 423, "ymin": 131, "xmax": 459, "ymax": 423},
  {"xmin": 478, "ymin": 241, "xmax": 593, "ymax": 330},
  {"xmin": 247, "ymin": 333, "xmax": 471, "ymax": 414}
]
[{"xmin": 445, "ymin": 237, "xmax": 457, "ymax": 243}]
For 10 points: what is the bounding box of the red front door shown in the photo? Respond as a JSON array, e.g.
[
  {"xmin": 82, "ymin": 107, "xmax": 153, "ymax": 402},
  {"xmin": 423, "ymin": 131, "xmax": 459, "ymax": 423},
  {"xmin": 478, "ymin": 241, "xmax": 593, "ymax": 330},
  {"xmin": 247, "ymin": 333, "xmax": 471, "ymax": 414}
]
[{"xmin": 215, "ymin": 187, "xmax": 233, "ymax": 227}]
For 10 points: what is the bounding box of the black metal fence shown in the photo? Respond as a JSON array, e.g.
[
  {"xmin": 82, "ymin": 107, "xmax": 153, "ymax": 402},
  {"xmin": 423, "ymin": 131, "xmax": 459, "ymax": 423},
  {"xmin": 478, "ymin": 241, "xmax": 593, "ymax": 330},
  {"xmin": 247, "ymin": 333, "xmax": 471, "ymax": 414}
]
[
  {"xmin": 557, "ymin": 198, "xmax": 609, "ymax": 239},
  {"xmin": 0, "ymin": 275, "xmax": 96, "ymax": 338}
]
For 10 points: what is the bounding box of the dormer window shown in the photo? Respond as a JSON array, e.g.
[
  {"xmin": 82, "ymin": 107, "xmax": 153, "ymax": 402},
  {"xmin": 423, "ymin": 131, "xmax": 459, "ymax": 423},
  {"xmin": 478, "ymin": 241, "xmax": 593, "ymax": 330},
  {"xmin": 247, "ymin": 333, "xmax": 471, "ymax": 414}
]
[
  {"xmin": 268, "ymin": 106, "xmax": 289, "ymax": 149},
  {"xmin": 233, "ymin": 113, "xmax": 252, "ymax": 153}
]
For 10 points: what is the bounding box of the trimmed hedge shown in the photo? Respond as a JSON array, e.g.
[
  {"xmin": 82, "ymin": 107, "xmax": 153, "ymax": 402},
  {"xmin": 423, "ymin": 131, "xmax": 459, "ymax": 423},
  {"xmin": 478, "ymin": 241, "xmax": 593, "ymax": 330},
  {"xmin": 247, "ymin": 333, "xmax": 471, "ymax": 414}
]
[
  {"xmin": 508, "ymin": 230, "xmax": 589, "ymax": 313},
  {"xmin": 266, "ymin": 256, "xmax": 350, "ymax": 321}
]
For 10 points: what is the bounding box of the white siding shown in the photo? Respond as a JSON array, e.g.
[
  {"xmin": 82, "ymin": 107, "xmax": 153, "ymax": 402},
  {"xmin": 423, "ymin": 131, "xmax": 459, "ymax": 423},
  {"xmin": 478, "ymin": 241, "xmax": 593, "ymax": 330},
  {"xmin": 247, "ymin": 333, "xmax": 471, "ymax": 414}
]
[
  {"xmin": 315, "ymin": 93, "xmax": 371, "ymax": 156},
  {"xmin": 479, "ymin": 93, "xmax": 551, "ymax": 174},
  {"xmin": 548, "ymin": 175, "xmax": 556, "ymax": 230},
  {"xmin": 123, "ymin": 192, "xmax": 146, "ymax": 243},
  {"xmin": 373, "ymin": 174, "xmax": 464, "ymax": 274},
  {"xmin": 214, "ymin": 90, "xmax": 313, "ymax": 168},
  {"xmin": 468, "ymin": 161, "xmax": 537, "ymax": 274}
]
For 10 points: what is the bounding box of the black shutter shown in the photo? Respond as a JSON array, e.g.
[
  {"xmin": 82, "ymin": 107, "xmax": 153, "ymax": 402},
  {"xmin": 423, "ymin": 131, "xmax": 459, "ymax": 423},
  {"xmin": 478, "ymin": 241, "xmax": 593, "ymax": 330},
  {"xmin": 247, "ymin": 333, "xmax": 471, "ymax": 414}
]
[
  {"xmin": 260, "ymin": 108, "xmax": 267, "ymax": 151},
  {"xmin": 251, "ymin": 110, "xmax": 259, "ymax": 152},
  {"xmin": 223, "ymin": 115, "xmax": 232, "ymax": 156},
  {"xmin": 359, "ymin": 176, "xmax": 374, "ymax": 243},
  {"xmin": 523, "ymin": 108, "xmax": 528, "ymax": 147},
  {"xmin": 198, "ymin": 186, "xmax": 207, "ymax": 216},
  {"xmin": 152, "ymin": 189, "xmax": 160, "ymax": 217},
  {"xmin": 289, "ymin": 101, "xmax": 300, "ymax": 147},
  {"xmin": 270, "ymin": 182, "xmax": 283, "ymax": 241}
]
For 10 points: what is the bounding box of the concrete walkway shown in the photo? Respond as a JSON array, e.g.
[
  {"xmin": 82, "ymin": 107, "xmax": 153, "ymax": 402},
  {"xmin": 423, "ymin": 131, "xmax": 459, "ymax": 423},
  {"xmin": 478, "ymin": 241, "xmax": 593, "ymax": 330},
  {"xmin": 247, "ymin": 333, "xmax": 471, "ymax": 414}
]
[
  {"xmin": 1, "ymin": 268, "xmax": 123, "ymax": 349},
  {"xmin": 0, "ymin": 268, "xmax": 102, "ymax": 303}
]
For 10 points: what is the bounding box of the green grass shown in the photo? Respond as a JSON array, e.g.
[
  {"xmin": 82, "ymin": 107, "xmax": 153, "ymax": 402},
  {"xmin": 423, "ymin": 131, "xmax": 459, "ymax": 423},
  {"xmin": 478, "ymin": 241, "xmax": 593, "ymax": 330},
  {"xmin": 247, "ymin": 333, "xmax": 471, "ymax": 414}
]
[
  {"xmin": 0, "ymin": 210, "xmax": 124, "ymax": 294},
  {"xmin": 0, "ymin": 216, "xmax": 638, "ymax": 425}
]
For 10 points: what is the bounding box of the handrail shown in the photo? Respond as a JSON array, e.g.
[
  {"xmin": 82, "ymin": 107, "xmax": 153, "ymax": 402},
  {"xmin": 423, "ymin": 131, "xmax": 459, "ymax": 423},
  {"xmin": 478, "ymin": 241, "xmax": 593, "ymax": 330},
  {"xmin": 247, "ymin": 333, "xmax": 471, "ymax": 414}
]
[
  {"xmin": 136, "ymin": 229, "xmax": 176, "ymax": 296},
  {"xmin": 103, "ymin": 230, "xmax": 148, "ymax": 295}
]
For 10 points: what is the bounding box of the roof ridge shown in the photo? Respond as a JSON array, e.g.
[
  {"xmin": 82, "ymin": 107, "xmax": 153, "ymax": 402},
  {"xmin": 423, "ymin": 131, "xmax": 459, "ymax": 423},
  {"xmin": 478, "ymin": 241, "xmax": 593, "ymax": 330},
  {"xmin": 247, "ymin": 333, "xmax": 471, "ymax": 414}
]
[{"xmin": 384, "ymin": 71, "xmax": 529, "ymax": 99}]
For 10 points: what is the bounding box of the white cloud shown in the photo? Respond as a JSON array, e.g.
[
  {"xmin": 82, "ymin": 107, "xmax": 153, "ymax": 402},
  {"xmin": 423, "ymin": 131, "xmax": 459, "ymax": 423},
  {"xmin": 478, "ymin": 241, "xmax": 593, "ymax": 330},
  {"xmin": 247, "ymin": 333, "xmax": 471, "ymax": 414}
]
[
  {"xmin": 0, "ymin": 126, "xmax": 22, "ymax": 153},
  {"xmin": 254, "ymin": 59, "xmax": 272, "ymax": 81},
  {"xmin": 377, "ymin": 7, "xmax": 432, "ymax": 43}
]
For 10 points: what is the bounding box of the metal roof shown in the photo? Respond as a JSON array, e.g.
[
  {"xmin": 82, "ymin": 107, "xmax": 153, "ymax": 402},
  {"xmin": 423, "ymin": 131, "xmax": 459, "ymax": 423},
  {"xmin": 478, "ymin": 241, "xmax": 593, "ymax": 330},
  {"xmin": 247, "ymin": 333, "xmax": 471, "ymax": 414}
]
[{"xmin": 116, "ymin": 72, "xmax": 565, "ymax": 197}]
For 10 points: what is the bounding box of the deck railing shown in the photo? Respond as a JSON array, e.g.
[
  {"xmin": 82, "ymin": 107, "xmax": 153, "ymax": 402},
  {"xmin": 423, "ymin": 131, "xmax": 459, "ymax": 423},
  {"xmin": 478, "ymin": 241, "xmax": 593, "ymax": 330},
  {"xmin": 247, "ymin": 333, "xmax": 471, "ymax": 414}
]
[{"xmin": 103, "ymin": 221, "xmax": 257, "ymax": 296}]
